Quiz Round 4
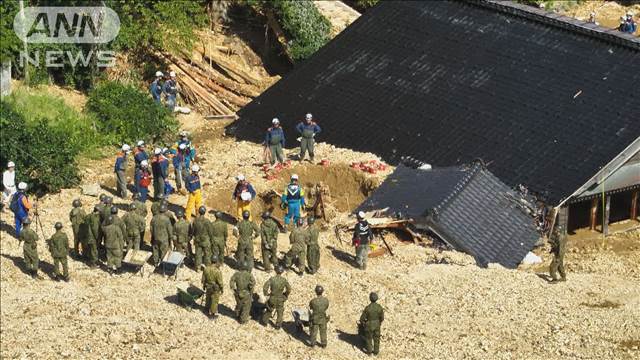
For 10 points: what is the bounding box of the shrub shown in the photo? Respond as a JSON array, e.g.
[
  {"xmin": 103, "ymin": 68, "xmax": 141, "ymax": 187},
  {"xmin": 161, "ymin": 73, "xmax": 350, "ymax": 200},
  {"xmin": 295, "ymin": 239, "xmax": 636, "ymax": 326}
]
[
  {"xmin": 269, "ymin": 0, "xmax": 331, "ymax": 61},
  {"xmin": 0, "ymin": 101, "xmax": 81, "ymax": 194},
  {"xmin": 4, "ymin": 87, "xmax": 104, "ymax": 156},
  {"xmin": 86, "ymin": 81, "xmax": 178, "ymax": 144}
]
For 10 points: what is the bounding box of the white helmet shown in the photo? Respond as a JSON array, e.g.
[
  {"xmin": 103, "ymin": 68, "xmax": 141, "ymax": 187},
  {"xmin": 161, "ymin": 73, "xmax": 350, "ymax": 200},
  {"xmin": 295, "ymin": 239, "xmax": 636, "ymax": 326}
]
[
  {"xmin": 178, "ymin": 143, "xmax": 187, "ymax": 150},
  {"xmin": 162, "ymin": 147, "xmax": 169, "ymax": 154},
  {"xmin": 272, "ymin": 118, "xmax": 280, "ymax": 125},
  {"xmin": 140, "ymin": 160, "xmax": 149, "ymax": 167},
  {"xmin": 291, "ymin": 174, "xmax": 299, "ymax": 181},
  {"xmin": 169, "ymin": 71, "xmax": 176, "ymax": 78},
  {"xmin": 122, "ymin": 144, "xmax": 131, "ymax": 152},
  {"xmin": 236, "ymin": 174, "xmax": 245, "ymax": 181},
  {"xmin": 154, "ymin": 148, "xmax": 162, "ymax": 155},
  {"xmin": 191, "ymin": 164, "xmax": 200, "ymax": 172},
  {"xmin": 179, "ymin": 130, "xmax": 188, "ymax": 137},
  {"xmin": 18, "ymin": 182, "xmax": 27, "ymax": 190},
  {"xmin": 7, "ymin": 161, "xmax": 15, "ymax": 168},
  {"xmin": 357, "ymin": 211, "xmax": 365, "ymax": 219},
  {"xmin": 305, "ymin": 113, "xmax": 313, "ymax": 120},
  {"xmin": 137, "ymin": 140, "xmax": 145, "ymax": 147},
  {"xmin": 155, "ymin": 71, "xmax": 163, "ymax": 77}
]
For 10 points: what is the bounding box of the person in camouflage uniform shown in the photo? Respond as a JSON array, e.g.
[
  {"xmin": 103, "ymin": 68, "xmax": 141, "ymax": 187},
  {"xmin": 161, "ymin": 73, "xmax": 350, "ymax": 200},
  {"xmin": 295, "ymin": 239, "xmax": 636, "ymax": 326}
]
[
  {"xmin": 19, "ymin": 218, "xmax": 39, "ymax": 278},
  {"xmin": 132, "ymin": 192, "xmax": 147, "ymax": 242},
  {"xmin": 261, "ymin": 265, "xmax": 291, "ymax": 329},
  {"xmin": 151, "ymin": 204, "xmax": 173, "ymax": 266},
  {"xmin": 192, "ymin": 206, "xmax": 212, "ymax": 269},
  {"xmin": 309, "ymin": 285, "xmax": 330, "ymax": 348},
  {"xmin": 235, "ymin": 210, "xmax": 259, "ymax": 270},
  {"xmin": 260, "ymin": 211, "xmax": 279, "ymax": 272},
  {"xmin": 209, "ymin": 211, "xmax": 228, "ymax": 265},
  {"xmin": 284, "ymin": 218, "xmax": 307, "ymax": 275},
  {"xmin": 103, "ymin": 215, "xmax": 124, "ymax": 273},
  {"xmin": 69, "ymin": 199, "xmax": 86, "ymax": 256},
  {"xmin": 47, "ymin": 222, "xmax": 70, "ymax": 281},
  {"xmin": 202, "ymin": 256, "xmax": 224, "ymax": 319},
  {"xmin": 82, "ymin": 206, "xmax": 101, "ymax": 267},
  {"xmin": 122, "ymin": 203, "xmax": 145, "ymax": 251},
  {"xmin": 229, "ymin": 261, "xmax": 255, "ymax": 324},
  {"xmin": 360, "ymin": 292, "xmax": 384, "ymax": 355},
  {"xmin": 549, "ymin": 224, "xmax": 567, "ymax": 282},
  {"xmin": 110, "ymin": 206, "xmax": 127, "ymax": 251},
  {"xmin": 173, "ymin": 210, "xmax": 190, "ymax": 255},
  {"xmin": 96, "ymin": 195, "xmax": 111, "ymax": 248},
  {"xmin": 306, "ymin": 217, "xmax": 320, "ymax": 274}
]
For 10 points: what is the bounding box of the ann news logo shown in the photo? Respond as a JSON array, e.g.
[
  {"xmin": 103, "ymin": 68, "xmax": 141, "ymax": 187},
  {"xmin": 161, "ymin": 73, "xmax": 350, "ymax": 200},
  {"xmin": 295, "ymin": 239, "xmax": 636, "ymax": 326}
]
[{"xmin": 13, "ymin": 7, "xmax": 120, "ymax": 68}]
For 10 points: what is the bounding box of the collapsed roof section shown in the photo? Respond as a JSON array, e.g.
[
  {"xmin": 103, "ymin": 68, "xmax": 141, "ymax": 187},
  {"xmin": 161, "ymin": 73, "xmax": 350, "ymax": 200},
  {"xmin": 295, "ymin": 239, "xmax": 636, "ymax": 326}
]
[
  {"xmin": 357, "ymin": 162, "xmax": 540, "ymax": 268},
  {"xmin": 233, "ymin": 0, "xmax": 640, "ymax": 204}
]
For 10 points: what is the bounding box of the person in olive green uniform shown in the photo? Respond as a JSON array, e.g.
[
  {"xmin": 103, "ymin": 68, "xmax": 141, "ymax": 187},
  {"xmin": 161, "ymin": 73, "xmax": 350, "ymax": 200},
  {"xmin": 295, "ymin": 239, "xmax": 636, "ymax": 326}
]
[
  {"xmin": 47, "ymin": 222, "xmax": 70, "ymax": 281},
  {"xmin": 229, "ymin": 261, "xmax": 255, "ymax": 324},
  {"xmin": 549, "ymin": 224, "xmax": 567, "ymax": 282},
  {"xmin": 284, "ymin": 218, "xmax": 307, "ymax": 274},
  {"xmin": 306, "ymin": 217, "xmax": 320, "ymax": 274},
  {"xmin": 360, "ymin": 292, "xmax": 384, "ymax": 355},
  {"xmin": 132, "ymin": 193, "xmax": 147, "ymax": 242},
  {"xmin": 309, "ymin": 285, "xmax": 329, "ymax": 348},
  {"xmin": 69, "ymin": 199, "xmax": 86, "ymax": 256},
  {"xmin": 19, "ymin": 218, "xmax": 39, "ymax": 278},
  {"xmin": 193, "ymin": 206, "xmax": 212, "ymax": 269},
  {"xmin": 261, "ymin": 265, "xmax": 291, "ymax": 329},
  {"xmin": 151, "ymin": 204, "xmax": 173, "ymax": 266},
  {"xmin": 110, "ymin": 206, "xmax": 127, "ymax": 251},
  {"xmin": 202, "ymin": 256, "xmax": 224, "ymax": 319},
  {"xmin": 209, "ymin": 211, "xmax": 228, "ymax": 265},
  {"xmin": 96, "ymin": 195, "xmax": 111, "ymax": 248},
  {"xmin": 103, "ymin": 215, "xmax": 124, "ymax": 272},
  {"xmin": 173, "ymin": 210, "xmax": 190, "ymax": 255},
  {"xmin": 235, "ymin": 210, "xmax": 259, "ymax": 270},
  {"xmin": 82, "ymin": 206, "xmax": 101, "ymax": 267},
  {"xmin": 260, "ymin": 211, "xmax": 279, "ymax": 272},
  {"xmin": 122, "ymin": 203, "xmax": 145, "ymax": 251}
]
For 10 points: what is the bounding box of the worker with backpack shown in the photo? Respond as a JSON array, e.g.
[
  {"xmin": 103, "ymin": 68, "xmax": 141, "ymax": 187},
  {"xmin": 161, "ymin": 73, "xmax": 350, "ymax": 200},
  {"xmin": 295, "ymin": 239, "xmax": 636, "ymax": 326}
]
[{"xmin": 10, "ymin": 182, "xmax": 32, "ymax": 237}]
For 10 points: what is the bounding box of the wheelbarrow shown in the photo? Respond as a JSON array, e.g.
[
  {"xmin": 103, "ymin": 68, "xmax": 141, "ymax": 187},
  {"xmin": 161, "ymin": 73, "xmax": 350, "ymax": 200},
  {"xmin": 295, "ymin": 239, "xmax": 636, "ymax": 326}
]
[
  {"xmin": 123, "ymin": 249, "xmax": 153, "ymax": 276},
  {"xmin": 176, "ymin": 282, "xmax": 204, "ymax": 310},
  {"xmin": 292, "ymin": 308, "xmax": 310, "ymax": 333},
  {"xmin": 161, "ymin": 251, "xmax": 186, "ymax": 279}
]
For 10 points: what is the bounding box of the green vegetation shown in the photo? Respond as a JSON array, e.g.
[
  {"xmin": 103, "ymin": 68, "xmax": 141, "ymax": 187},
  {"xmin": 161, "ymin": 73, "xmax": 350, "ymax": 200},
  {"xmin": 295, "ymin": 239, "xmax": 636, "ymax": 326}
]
[
  {"xmin": 269, "ymin": 0, "xmax": 331, "ymax": 61},
  {"xmin": 4, "ymin": 87, "xmax": 104, "ymax": 156},
  {"xmin": 0, "ymin": 102, "xmax": 82, "ymax": 194},
  {"xmin": 87, "ymin": 81, "xmax": 178, "ymax": 144}
]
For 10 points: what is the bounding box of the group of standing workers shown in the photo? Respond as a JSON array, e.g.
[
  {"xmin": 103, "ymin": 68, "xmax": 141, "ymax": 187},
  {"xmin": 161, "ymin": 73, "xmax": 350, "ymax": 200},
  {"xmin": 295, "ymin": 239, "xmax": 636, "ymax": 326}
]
[
  {"xmin": 149, "ymin": 71, "xmax": 179, "ymax": 111},
  {"xmin": 264, "ymin": 113, "xmax": 322, "ymax": 166}
]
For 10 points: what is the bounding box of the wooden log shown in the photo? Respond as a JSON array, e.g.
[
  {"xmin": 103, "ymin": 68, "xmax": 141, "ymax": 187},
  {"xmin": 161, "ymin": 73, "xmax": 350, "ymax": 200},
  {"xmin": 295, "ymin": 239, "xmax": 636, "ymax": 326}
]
[
  {"xmin": 167, "ymin": 64, "xmax": 231, "ymax": 115},
  {"xmin": 163, "ymin": 52, "xmax": 249, "ymax": 108},
  {"xmin": 205, "ymin": 114, "xmax": 238, "ymax": 120},
  {"xmin": 194, "ymin": 43, "xmax": 264, "ymax": 86},
  {"xmin": 187, "ymin": 55, "xmax": 261, "ymax": 97},
  {"xmin": 265, "ymin": 10, "xmax": 294, "ymax": 64}
]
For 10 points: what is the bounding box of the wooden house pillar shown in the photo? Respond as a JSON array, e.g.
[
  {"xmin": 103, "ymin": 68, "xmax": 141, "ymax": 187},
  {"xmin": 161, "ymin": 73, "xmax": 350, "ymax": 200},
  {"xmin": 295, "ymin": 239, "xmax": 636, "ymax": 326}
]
[
  {"xmin": 603, "ymin": 195, "xmax": 611, "ymax": 236},
  {"xmin": 589, "ymin": 197, "xmax": 598, "ymax": 231},
  {"xmin": 631, "ymin": 190, "xmax": 638, "ymax": 221}
]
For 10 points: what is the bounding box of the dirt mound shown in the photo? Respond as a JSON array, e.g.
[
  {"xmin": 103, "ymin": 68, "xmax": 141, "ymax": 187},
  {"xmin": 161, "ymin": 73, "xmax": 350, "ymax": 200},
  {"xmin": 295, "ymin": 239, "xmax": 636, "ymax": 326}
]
[{"xmin": 205, "ymin": 164, "xmax": 378, "ymax": 222}]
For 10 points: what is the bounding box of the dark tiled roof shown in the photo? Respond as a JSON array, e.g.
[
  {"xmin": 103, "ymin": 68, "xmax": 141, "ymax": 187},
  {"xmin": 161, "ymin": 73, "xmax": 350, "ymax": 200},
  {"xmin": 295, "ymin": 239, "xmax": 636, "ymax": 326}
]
[
  {"xmin": 233, "ymin": 0, "xmax": 640, "ymax": 204},
  {"xmin": 356, "ymin": 164, "xmax": 467, "ymax": 218},
  {"xmin": 427, "ymin": 163, "xmax": 540, "ymax": 268},
  {"xmin": 357, "ymin": 162, "xmax": 540, "ymax": 268}
]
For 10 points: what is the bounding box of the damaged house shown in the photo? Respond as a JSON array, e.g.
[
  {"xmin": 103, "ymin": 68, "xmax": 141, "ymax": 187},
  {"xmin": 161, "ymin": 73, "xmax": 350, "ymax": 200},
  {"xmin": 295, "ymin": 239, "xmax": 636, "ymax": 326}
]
[{"xmin": 232, "ymin": 0, "xmax": 640, "ymax": 263}]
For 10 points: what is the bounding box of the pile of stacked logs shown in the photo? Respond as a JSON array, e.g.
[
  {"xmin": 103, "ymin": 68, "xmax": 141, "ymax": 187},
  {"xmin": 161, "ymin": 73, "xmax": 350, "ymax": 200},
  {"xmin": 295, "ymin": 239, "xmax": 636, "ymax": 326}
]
[{"xmin": 157, "ymin": 33, "xmax": 277, "ymax": 116}]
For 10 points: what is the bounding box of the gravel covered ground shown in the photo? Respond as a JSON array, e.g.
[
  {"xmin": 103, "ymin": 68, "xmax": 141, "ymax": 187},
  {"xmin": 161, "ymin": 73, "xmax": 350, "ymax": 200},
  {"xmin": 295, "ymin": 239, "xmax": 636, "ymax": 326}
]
[{"xmin": 1, "ymin": 114, "xmax": 639, "ymax": 359}]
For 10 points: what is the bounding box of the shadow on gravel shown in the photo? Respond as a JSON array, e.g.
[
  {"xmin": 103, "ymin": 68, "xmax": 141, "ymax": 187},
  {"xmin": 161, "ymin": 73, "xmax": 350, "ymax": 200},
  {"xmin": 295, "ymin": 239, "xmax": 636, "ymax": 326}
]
[
  {"xmin": 282, "ymin": 320, "xmax": 309, "ymax": 345},
  {"xmin": 327, "ymin": 246, "xmax": 358, "ymax": 268},
  {"xmin": 336, "ymin": 329, "xmax": 363, "ymax": 350},
  {"xmin": 1, "ymin": 253, "xmax": 57, "ymax": 279}
]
